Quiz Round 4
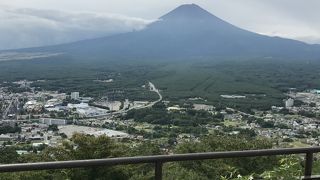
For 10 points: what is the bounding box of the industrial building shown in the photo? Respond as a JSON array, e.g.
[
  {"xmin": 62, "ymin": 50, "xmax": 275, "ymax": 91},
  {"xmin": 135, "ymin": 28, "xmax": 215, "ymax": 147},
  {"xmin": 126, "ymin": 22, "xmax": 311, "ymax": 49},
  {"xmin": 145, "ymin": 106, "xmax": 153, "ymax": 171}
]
[{"xmin": 40, "ymin": 118, "xmax": 67, "ymax": 125}]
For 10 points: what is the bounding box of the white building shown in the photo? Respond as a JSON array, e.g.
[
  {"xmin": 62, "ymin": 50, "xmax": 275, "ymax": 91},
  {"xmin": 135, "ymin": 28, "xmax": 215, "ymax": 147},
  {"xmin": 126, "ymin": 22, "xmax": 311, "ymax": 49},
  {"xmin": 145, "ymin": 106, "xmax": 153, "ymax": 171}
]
[
  {"xmin": 40, "ymin": 118, "xmax": 67, "ymax": 125},
  {"xmin": 71, "ymin": 92, "xmax": 80, "ymax": 100},
  {"xmin": 285, "ymin": 98, "xmax": 294, "ymax": 108},
  {"xmin": 67, "ymin": 103, "xmax": 108, "ymax": 117},
  {"xmin": 193, "ymin": 104, "xmax": 214, "ymax": 111},
  {"xmin": 45, "ymin": 98, "xmax": 62, "ymax": 108}
]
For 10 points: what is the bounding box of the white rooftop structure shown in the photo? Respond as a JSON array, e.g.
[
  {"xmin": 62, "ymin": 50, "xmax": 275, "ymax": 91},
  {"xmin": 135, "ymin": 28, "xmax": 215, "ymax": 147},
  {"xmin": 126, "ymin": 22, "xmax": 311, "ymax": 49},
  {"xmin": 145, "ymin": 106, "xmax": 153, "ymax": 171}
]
[
  {"xmin": 67, "ymin": 103, "xmax": 108, "ymax": 117},
  {"xmin": 71, "ymin": 92, "xmax": 80, "ymax": 100},
  {"xmin": 285, "ymin": 98, "xmax": 294, "ymax": 108}
]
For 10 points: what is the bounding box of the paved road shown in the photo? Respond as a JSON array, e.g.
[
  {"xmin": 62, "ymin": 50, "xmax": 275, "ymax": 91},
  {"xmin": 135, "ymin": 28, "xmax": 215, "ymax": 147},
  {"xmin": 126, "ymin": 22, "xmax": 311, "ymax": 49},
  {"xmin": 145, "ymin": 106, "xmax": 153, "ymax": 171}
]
[
  {"xmin": 86, "ymin": 81, "xmax": 162, "ymax": 118},
  {"xmin": 117, "ymin": 81, "xmax": 162, "ymax": 112},
  {"xmin": 137, "ymin": 82, "xmax": 162, "ymax": 109}
]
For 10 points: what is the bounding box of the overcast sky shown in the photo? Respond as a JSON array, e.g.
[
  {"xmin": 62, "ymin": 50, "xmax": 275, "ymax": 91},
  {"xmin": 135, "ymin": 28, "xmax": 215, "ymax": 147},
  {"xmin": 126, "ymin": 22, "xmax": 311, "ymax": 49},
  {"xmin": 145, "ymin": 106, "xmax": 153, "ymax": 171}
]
[{"xmin": 0, "ymin": 0, "xmax": 319, "ymax": 50}]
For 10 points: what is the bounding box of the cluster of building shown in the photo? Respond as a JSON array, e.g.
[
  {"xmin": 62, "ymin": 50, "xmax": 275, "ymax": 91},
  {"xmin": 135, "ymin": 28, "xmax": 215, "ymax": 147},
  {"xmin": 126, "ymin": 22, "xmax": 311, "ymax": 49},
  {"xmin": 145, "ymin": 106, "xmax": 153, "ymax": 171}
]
[
  {"xmin": 219, "ymin": 90, "xmax": 320, "ymax": 147},
  {"xmin": 0, "ymin": 119, "xmax": 63, "ymax": 148},
  {"xmin": 3, "ymin": 78, "xmax": 320, "ymax": 152},
  {"xmin": 67, "ymin": 103, "xmax": 108, "ymax": 117},
  {"xmin": 0, "ymin": 81, "xmax": 159, "ymax": 151},
  {"xmin": 160, "ymin": 90, "xmax": 320, "ymax": 147}
]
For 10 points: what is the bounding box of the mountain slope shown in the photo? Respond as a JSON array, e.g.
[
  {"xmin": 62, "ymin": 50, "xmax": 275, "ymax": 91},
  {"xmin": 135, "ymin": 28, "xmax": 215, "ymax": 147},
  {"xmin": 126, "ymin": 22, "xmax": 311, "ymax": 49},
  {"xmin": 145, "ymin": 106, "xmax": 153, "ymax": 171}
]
[{"xmin": 10, "ymin": 4, "xmax": 320, "ymax": 60}]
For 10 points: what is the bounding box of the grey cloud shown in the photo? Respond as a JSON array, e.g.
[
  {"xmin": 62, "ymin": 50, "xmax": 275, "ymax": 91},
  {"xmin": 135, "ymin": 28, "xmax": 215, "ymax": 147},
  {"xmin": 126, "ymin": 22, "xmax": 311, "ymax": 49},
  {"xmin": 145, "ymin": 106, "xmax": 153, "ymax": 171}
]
[
  {"xmin": 0, "ymin": 7, "xmax": 154, "ymax": 50},
  {"xmin": 1, "ymin": 0, "xmax": 320, "ymax": 50}
]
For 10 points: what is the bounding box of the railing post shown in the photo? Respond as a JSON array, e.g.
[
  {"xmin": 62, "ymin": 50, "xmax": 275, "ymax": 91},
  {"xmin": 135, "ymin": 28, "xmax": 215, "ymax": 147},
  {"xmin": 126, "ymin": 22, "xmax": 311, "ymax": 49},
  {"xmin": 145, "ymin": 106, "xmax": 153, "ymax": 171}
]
[
  {"xmin": 304, "ymin": 152, "xmax": 313, "ymax": 179},
  {"xmin": 155, "ymin": 161, "xmax": 163, "ymax": 180}
]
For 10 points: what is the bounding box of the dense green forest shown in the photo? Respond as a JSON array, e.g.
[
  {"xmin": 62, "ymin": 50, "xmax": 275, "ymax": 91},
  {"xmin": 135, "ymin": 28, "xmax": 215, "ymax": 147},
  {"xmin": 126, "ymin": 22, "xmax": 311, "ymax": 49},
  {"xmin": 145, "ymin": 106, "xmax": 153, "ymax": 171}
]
[
  {"xmin": 125, "ymin": 102, "xmax": 223, "ymax": 125},
  {"xmin": 0, "ymin": 133, "xmax": 312, "ymax": 179},
  {"xmin": 1, "ymin": 57, "xmax": 320, "ymax": 110}
]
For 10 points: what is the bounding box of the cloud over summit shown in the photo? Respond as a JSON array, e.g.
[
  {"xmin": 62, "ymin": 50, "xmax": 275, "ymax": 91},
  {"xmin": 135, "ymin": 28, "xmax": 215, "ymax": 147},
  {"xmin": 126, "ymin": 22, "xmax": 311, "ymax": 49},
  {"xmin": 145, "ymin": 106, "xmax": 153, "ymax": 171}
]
[
  {"xmin": 0, "ymin": 7, "xmax": 153, "ymax": 50},
  {"xmin": 1, "ymin": 0, "xmax": 320, "ymax": 50}
]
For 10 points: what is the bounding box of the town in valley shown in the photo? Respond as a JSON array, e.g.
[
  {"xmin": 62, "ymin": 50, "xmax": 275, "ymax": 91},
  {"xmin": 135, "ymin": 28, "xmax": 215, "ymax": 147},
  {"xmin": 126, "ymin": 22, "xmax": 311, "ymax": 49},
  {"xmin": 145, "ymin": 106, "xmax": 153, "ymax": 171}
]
[{"xmin": 1, "ymin": 78, "xmax": 320, "ymax": 155}]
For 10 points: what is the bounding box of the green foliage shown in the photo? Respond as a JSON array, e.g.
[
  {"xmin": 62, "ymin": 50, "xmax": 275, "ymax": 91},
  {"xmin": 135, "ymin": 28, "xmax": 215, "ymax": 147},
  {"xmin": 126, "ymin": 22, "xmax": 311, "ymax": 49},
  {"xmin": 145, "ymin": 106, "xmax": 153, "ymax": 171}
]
[
  {"xmin": 0, "ymin": 147, "xmax": 19, "ymax": 164},
  {"xmin": 125, "ymin": 102, "xmax": 171, "ymax": 125},
  {"xmin": 0, "ymin": 134, "xmax": 130, "ymax": 180},
  {"xmin": 126, "ymin": 102, "xmax": 222, "ymax": 127},
  {"xmin": 261, "ymin": 156, "xmax": 303, "ymax": 179},
  {"xmin": 310, "ymin": 102, "xmax": 316, "ymax": 107},
  {"xmin": 0, "ymin": 133, "xmax": 310, "ymax": 179},
  {"xmin": 125, "ymin": 102, "xmax": 221, "ymax": 137},
  {"xmin": 2, "ymin": 57, "xmax": 320, "ymax": 110},
  {"xmin": 127, "ymin": 141, "xmax": 163, "ymax": 180},
  {"xmin": 298, "ymin": 110, "xmax": 317, "ymax": 118},
  {"xmin": 163, "ymin": 163, "xmax": 209, "ymax": 180},
  {"xmin": 173, "ymin": 135, "xmax": 277, "ymax": 179},
  {"xmin": 0, "ymin": 125, "xmax": 21, "ymax": 134},
  {"xmin": 47, "ymin": 124, "xmax": 59, "ymax": 132},
  {"xmin": 40, "ymin": 133, "xmax": 124, "ymax": 160}
]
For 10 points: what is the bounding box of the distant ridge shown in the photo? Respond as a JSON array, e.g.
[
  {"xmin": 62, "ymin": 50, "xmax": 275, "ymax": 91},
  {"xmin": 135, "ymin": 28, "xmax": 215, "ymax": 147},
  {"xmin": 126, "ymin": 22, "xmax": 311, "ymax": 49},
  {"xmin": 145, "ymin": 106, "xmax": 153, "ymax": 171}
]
[{"xmin": 7, "ymin": 4, "xmax": 320, "ymax": 60}]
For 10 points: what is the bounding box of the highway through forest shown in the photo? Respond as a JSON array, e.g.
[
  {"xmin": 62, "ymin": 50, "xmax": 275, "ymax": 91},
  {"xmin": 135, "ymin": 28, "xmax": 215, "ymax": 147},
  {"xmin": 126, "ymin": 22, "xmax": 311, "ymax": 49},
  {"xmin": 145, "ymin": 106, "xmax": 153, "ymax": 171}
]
[{"xmin": 86, "ymin": 81, "xmax": 162, "ymax": 118}]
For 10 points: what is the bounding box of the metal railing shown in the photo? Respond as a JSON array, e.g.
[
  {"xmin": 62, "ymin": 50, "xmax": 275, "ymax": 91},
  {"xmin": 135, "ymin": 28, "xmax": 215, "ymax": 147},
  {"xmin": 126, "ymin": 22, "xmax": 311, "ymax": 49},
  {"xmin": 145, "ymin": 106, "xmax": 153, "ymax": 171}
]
[{"xmin": 0, "ymin": 147, "xmax": 320, "ymax": 179}]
